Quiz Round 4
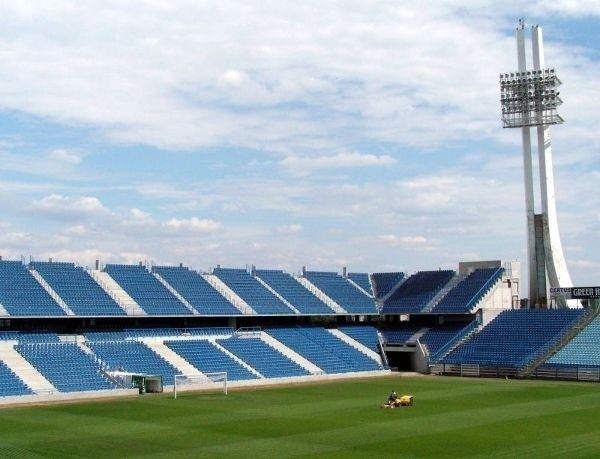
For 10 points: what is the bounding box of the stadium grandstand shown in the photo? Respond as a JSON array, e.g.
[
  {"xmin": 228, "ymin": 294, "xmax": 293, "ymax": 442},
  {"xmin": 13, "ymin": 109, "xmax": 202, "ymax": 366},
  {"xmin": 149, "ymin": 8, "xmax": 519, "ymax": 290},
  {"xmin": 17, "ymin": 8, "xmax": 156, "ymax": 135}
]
[{"xmin": 0, "ymin": 255, "xmax": 598, "ymax": 406}]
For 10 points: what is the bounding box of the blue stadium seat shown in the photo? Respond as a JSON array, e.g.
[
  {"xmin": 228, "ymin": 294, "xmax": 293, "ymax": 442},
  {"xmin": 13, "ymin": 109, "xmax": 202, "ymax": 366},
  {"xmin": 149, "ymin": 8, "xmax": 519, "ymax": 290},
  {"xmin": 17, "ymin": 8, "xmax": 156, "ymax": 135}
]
[
  {"xmin": 545, "ymin": 315, "xmax": 600, "ymax": 368},
  {"xmin": 165, "ymin": 339, "xmax": 258, "ymax": 381},
  {"xmin": 0, "ymin": 260, "xmax": 65, "ymax": 316},
  {"xmin": 217, "ymin": 337, "xmax": 309, "ymax": 378},
  {"xmin": 338, "ymin": 325, "xmax": 381, "ymax": 353},
  {"xmin": 16, "ymin": 343, "xmax": 116, "ymax": 392},
  {"xmin": 153, "ymin": 266, "xmax": 240, "ymax": 315},
  {"xmin": 303, "ymin": 271, "xmax": 377, "ymax": 314},
  {"xmin": 382, "ymin": 270, "xmax": 454, "ymax": 314},
  {"xmin": 254, "ymin": 269, "xmax": 334, "ymax": 314},
  {"xmin": 213, "ymin": 268, "xmax": 294, "ymax": 315},
  {"xmin": 347, "ymin": 273, "xmax": 372, "ymax": 295},
  {"xmin": 443, "ymin": 309, "xmax": 584, "ymax": 368},
  {"xmin": 371, "ymin": 272, "xmax": 405, "ymax": 299},
  {"xmin": 104, "ymin": 264, "xmax": 190, "ymax": 315},
  {"xmin": 31, "ymin": 261, "xmax": 124, "ymax": 316},
  {"xmin": 266, "ymin": 327, "xmax": 381, "ymax": 374},
  {"xmin": 0, "ymin": 360, "xmax": 32, "ymax": 396},
  {"xmin": 431, "ymin": 268, "xmax": 504, "ymax": 313},
  {"xmin": 87, "ymin": 341, "xmax": 180, "ymax": 385}
]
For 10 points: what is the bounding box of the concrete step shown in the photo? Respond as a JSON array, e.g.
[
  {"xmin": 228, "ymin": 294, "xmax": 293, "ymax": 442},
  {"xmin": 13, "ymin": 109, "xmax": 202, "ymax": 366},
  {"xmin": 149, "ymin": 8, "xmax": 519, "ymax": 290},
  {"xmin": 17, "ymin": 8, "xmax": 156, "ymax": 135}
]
[
  {"xmin": 142, "ymin": 339, "xmax": 204, "ymax": 377},
  {"xmin": 0, "ymin": 344, "xmax": 56, "ymax": 393},
  {"xmin": 201, "ymin": 273, "xmax": 255, "ymax": 315},
  {"xmin": 89, "ymin": 270, "xmax": 147, "ymax": 316},
  {"xmin": 259, "ymin": 331, "xmax": 323, "ymax": 374},
  {"xmin": 328, "ymin": 329, "xmax": 383, "ymax": 365}
]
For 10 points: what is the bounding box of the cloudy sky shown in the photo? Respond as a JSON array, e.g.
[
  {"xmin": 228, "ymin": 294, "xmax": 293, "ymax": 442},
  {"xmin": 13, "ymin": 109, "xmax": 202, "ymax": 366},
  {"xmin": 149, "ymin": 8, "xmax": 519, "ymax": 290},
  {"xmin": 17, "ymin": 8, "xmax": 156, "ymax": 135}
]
[{"xmin": 0, "ymin": 1, "xmax": 598, "ymax": 289}]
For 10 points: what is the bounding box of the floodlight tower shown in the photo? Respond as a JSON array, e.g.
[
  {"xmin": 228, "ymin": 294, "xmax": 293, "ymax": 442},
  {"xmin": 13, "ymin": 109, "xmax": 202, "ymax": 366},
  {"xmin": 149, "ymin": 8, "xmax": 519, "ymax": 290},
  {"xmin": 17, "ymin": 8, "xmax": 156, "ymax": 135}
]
[{"xmin": 500, "ymin": 20, "xmax": 573, "ymax": 307}]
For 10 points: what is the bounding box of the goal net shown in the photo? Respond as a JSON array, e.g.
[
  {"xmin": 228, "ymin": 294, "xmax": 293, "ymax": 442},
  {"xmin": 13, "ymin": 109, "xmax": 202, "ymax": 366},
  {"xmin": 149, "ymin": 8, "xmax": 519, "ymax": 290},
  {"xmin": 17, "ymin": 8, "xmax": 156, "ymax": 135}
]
[{"xmin": 173, "ymin": 372, "xmax": 227, "ymax": 398}]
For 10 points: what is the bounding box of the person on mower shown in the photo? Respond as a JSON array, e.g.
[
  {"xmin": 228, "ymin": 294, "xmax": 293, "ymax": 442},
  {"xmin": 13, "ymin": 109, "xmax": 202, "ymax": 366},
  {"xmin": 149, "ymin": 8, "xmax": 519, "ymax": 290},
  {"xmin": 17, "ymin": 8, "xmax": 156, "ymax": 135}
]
[{"xmin": 388, "ymin": 390, "xmax": 398, "ymax": 404}]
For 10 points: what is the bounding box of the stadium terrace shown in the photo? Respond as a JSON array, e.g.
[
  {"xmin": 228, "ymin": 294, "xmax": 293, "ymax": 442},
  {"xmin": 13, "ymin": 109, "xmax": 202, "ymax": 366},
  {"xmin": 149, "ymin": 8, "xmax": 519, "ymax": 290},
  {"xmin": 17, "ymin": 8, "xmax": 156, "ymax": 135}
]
[{"xmin": 0, "ymin": 257, "xmax": 598, "ymax": 405}]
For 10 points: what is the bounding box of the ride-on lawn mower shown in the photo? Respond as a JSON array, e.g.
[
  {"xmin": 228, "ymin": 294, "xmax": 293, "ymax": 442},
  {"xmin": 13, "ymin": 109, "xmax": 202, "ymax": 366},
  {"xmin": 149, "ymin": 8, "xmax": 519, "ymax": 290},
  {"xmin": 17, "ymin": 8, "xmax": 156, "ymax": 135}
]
[{"xmin": 381, "ymin": 395, "xmax": 413, "ymax": 408}]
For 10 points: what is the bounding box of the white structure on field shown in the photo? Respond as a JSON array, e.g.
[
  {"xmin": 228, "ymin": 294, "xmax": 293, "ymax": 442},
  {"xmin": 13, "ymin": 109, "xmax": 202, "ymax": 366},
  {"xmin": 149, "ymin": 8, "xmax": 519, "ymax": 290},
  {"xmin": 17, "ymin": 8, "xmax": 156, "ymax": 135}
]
[{"xmin": 500, "ymin": 20, "xmax": 572, "ymax": 307}]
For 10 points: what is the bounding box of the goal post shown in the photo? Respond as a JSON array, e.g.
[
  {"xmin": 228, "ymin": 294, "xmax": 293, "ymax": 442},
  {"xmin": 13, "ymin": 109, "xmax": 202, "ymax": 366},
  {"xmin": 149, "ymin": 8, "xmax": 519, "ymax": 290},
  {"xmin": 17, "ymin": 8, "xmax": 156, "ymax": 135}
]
[{"xmin": 173, "ymin": 372, "xmax": 227, "ymax": 399}]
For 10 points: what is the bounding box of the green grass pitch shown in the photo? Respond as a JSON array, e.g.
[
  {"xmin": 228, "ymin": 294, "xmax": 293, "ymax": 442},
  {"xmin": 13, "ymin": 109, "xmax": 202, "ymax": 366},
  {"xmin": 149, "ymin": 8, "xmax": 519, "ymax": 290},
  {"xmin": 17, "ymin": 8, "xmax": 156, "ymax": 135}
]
[{"xmin": 0, "ymin": 376, "xmax": 599, "ymax": 458}]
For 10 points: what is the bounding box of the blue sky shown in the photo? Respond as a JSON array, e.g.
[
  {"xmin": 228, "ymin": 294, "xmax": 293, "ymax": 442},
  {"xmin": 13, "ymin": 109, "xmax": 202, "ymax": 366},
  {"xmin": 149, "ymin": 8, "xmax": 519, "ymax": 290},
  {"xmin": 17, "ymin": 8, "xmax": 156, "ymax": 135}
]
[{"xmin": 0, "ymin": 2, "xmax": 598, "ymax": 289}]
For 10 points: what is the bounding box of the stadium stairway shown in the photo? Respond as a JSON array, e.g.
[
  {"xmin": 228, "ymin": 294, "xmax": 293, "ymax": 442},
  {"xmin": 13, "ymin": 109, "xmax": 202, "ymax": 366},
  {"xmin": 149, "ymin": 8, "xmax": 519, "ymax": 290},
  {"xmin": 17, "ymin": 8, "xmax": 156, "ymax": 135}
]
[
  {"xmin": 259, "ymin": 332, "xmax": 323, "ymax": 374},
  {"xmin": 295, "ymin": 277, "xmax": 346, "ymax": 313},
  {"xmin": 29, "ymin": 268, "xmax": 75, "ymax": 316},
  {"xmin": 0, "ymin": 343, "xmax": 56, "ymax": 393},
  {"xmin": 376, "ymin": 275, "xmax": 407, "ymax": 303},
  {"xmin": 422, "ymin": 274, "xmax": 462, "ymax": 312},
  {"xmin": 211, "ymin": 340, "xmax": 264, "ymax": 378},
  {"xmin": 253, "ymin": 275, "xmax": 301, "ymax": 314},
  {"xmin": 89, "ymin": 270, "xmax": 147, "ymax": 316},
  {"xmin": 328, "ymin": 329, "xmax": 383, "ymax": 365},
  {"xmin": 519, "ymin": 306, "xmax": 600, "ymax": 377},
  {"xmin": 142, "ymin": 340, "xmax": 204, "ymax": 379},
  {"xmin": 201, "ymin": 273, "xmax": 256, "ymax": 315},
  {"xmin": 0, "ymin": 303, "xmax": 9, "ymax": 316},
  {"xmin": 152, "ymin": 273, "xmax": 199, "ymax": 315}
]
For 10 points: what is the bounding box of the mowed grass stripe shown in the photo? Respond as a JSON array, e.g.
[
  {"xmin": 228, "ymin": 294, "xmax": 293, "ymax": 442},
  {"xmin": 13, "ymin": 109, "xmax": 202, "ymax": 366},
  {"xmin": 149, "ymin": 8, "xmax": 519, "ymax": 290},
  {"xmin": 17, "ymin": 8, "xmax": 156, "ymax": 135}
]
[{"xmin": 0, "ymin": 377, "xmax": 598, "ymax": 458}]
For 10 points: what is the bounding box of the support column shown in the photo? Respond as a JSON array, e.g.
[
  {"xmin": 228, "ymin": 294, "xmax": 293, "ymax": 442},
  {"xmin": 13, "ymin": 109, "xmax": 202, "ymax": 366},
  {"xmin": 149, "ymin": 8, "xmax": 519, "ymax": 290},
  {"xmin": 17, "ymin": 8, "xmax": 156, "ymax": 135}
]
[
  {"xmin": 532, "ymin": 26, "xmax": 573, "ymax": 306},
  {"xmin": 517, "ymin": 25, "xmax": 538, "ymax": 303}
]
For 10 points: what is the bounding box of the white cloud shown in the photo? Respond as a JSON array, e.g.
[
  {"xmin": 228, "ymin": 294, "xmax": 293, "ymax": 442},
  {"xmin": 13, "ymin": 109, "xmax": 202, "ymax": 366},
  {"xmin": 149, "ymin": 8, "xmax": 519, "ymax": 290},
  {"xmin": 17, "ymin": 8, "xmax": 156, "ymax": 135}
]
[
  {"xmin": 0, "ymin": 3, "xmax": 596, "ymax": 155},
  {"xmin": 218, "ymin": 69, "xmax": 248, "ymax": 88},
  {"xmin": 64, "ymin": 225, "xmax": 88, "ymax": 236},
  {"xmin": 280, "ymin": 152, "xmax": 396, "ymax": 176},
  {"xmin": 29, "ymin": 194, "xmax": 109, "ymax": 219},
  {"xmin": 277, "ymin": 224, "xmax": 303, "ymax": 234},
  {"xmin": 164, "ymin": 217, "xmax": 221, "ymax": 234},
  {"xmin": 378, "ymin": 234, "xmax": 429, "ymax": 247},
  {"xmin": 48, "ymin": 148, "xmax": 83, "ymax": 164}
]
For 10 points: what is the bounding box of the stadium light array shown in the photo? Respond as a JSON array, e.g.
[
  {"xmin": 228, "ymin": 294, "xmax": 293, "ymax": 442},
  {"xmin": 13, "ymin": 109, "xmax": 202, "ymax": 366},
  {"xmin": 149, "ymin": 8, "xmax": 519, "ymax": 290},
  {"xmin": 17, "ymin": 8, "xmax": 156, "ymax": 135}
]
[{"xmin": 500, "ymin": 68, "xmax": 564, "ymax": 128}]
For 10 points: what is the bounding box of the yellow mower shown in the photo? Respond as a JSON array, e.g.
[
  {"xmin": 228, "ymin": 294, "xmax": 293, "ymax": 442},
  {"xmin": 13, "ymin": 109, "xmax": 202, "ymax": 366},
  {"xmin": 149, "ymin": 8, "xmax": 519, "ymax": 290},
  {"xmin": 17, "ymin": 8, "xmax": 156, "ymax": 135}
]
[{"xmin": 381, "ymin": 394, "xmax": 413, "ymax": 408}]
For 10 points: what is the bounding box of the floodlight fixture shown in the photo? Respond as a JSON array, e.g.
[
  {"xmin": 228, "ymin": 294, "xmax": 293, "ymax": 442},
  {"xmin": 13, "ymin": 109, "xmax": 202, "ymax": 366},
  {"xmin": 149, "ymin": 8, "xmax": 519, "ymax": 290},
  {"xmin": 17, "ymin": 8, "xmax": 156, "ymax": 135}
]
[{"xmin": 499, "ymin": 69, "xmax": 563, "ymax": 128}]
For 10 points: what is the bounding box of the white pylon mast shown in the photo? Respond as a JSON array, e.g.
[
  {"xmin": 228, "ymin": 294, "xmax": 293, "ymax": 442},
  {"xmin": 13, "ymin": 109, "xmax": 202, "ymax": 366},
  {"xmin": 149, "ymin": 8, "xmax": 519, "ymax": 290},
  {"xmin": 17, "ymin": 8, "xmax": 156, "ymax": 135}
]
[
  {"xmin": 500, "ymin": 20, "xmax": 572, "ymax": 307},
  {"xmin": 516, "ymin": 22, "xmax": 538, "ymax": 306},
  {"xmin": 531, "ymin": 26, "xmax": 573, "ymax": 296}
]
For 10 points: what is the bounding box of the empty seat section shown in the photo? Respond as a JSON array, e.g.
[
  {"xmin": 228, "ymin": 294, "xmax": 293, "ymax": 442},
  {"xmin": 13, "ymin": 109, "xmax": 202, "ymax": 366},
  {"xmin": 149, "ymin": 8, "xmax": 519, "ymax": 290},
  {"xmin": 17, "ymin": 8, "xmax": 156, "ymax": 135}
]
[
  {"xmin": 420, "ymin": 324, "xmax": 466, "ymax": 356},
  {"xmin": 347, "ymin": 273, "xmax": 372, "ymax": 295},
  {"xmin": 546, "ymin": 315, "xmax": 600, "ymax": 368},
  {"xmin": 254, "ymin": 269, "xmax": 333, "ymax": 314},
  {"xmin": 31, "ymin": 261, "xmax": 124, "ymax": 316},
  {"xmin": 16, "ymin": 343, "xmax": 116, "ymax": 392},
  {"xmin": 268, "ymin": 327, "xmax": 381, "ymax": 373},
  {"xmin": 443, "ymin": 309, "xmax": 584, "ymax": 368},
  {"xmin": 152, "ymin": 266, "xmax": 239, "ymax": 315},
  {"xmin": 0, "ymin": 260, "xmax": 65, "ymax": 316},
  {"xmin": 382, "ymin": 270, "xmax": 454, "ymax": 314},
  {"xmin": 292, "ymin": 327, "xmax": 381, "ymax": 371},
  {"xmin": 303, "ymin": 271, "xmax": 377, "ymax": 314},
  {"xmin": 87, "ymin": 341, "xmax": 180, "ymax": 385},
  {"xmin": 0, "ymin": 331, "xmax": 19, "ymax": 341},
  {"xmin": 0, "ymin": 360, "xmax": 32, "ymax": 396},
  {"xmin": 338, "ymin": 325, "xmax": 381, "ymax": 353},
  {"xmin": 218, "ymin": 337, "xmax": 309, "ymax": 378},
  {"xmin": 213, "ymin": 268, "xmax": 293, "ymax": 315},
  {"xmin": 165, "ymin": 340, "xmax": 258, "ymax": 381},
  {"xmin": 104, "ymin": 264, "xmax": 189, "ymax": 315},
  {"xmin": 18, "ymin": 332, "xmax": 60, "ymax": 343},
  {"xmin": 371, "ymin": 272, "xmax": 405, "ymax": 299},
  {"xmin": 431, "ymin": 268, "xmax": 504, "ymax": 313},
  {"xmin": 381, "ymin": 326, "xmax": 422, "ymax": 344},
  {"xmin": 266, "ymin": 327, "xmax": 352, "ymax": 374}
]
